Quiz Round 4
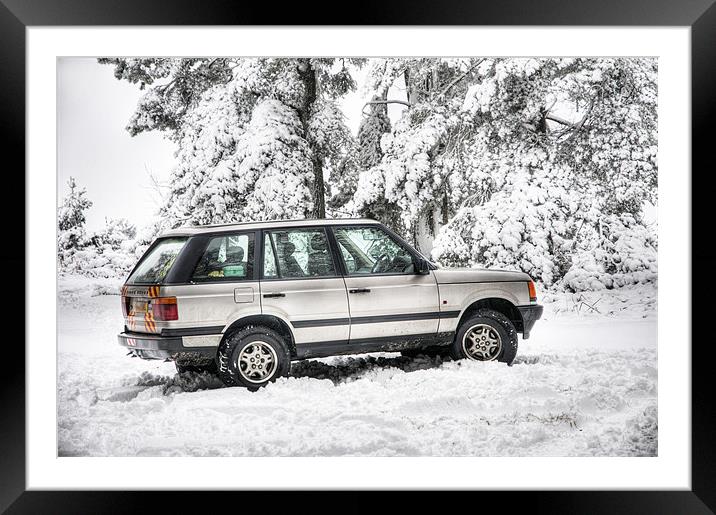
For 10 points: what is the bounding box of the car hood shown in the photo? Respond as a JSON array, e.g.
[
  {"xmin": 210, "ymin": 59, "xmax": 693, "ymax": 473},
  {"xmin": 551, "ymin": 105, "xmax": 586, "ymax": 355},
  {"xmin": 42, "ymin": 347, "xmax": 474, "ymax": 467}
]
[{"xmin": 432, "ymin": 267, "xmax": 531, "ymax": 284}]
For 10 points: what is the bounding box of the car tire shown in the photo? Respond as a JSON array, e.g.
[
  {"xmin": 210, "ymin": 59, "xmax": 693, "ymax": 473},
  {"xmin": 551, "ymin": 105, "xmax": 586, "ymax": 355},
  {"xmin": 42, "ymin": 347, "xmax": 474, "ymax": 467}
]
[
  {"xmin": 217, "ymin": 325, "xmax": 291, "ymax": 390},
  {"xmin": 175, "ymin": 357, "xmax": 218, "ymax": 374},
  {"xmin": 450, "ymin": 308, "xmax": 518, "ymax": 365}
]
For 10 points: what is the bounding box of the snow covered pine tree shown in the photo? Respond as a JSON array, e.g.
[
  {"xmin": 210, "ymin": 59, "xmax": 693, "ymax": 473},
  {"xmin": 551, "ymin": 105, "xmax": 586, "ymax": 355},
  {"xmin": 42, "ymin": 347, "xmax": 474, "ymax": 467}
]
[
  {"xmin": 344, "ymin": 60, "xmax": 403, "ymax": 232},
  {"xmin": 98, "ymin": 57, "xmax": 657, "ymax": 292},
  {"xmin": 353, "ymin": 58, "xmax": 657, "ymax": 291},
  {"xmin": 57, "ymin": 176, "xmax": 93, "ymax": 267},
  {"xmin": 99, "ymin": 58, "xmax": 363, "ymax": 229},
  {"xmin": 58, "ymin": 177, "xmax": 141, "ymax": 278}
]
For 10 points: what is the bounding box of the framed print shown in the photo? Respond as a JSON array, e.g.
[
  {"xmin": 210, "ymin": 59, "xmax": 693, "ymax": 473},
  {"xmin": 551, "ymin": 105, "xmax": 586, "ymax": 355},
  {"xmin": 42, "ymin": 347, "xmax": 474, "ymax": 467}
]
[{"xmin": 3, "ymin": 0, "xmax": 715, "ymax": 512}]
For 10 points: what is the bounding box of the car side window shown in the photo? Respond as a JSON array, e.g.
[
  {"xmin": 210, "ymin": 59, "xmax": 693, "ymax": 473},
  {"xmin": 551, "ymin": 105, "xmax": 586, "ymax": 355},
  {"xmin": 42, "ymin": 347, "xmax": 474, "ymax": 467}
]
[
  {"xmin": 191, "ymin": 232, "xmax": 254, "ymax": 282},
  {"xmin": 263, "ymin": 228, "xmax": 336, "ymax": 279},
  {"xmin": 334, "ymin": 227, "xmax": 415, "ymax": 275}
]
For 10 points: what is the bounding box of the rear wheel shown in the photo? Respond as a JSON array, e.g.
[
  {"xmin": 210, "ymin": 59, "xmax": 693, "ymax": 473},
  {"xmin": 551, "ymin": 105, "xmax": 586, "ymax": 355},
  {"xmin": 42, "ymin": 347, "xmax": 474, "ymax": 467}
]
[
  {"xmin": 450, "ymin": 308, "xmax": 518, "ymax": 365},
  {"xmin": 217, "ymin": 325, "xmax": 291, "ymax": 390}
]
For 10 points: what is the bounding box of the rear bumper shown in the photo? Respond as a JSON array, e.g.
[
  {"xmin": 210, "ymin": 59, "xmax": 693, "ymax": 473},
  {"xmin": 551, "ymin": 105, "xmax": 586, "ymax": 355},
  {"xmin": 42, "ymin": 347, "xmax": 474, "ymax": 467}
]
[
  {"xmin": 516, "ymin": 304, "xmax": 544, "ymax": 339},
  {"xmin": 118, "ymin": 332, "xmax": 216, "ymax": 360}
]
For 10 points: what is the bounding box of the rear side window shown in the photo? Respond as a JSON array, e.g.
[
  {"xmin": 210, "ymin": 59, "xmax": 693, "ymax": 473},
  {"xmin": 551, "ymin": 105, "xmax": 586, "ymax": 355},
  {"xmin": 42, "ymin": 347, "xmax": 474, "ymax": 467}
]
[
  {"xmin": 191, "ymin": 233, "xmax": 255, "ymax": 282},
  {"xmin": 263, "ymin": 228, "xmax": 336, "ymax": 279},
  {"xmin": 127, "ymin": 238, "xmax": 188, "ymax": 284}
]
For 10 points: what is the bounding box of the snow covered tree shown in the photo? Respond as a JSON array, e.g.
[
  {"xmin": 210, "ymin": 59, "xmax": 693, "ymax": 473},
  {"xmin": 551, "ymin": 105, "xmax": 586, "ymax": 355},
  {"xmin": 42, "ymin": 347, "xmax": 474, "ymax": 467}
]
[
  {"xmin": 98, "ymin": 57, "xmax": 657, "ymax": 291},
  {"xmin": 97, "ymin": 58, "xmax": 232, "ymax": 137},
  {"xmin": 90, "ymin": 218, "xmax": 137, "ymax": 248},
  {"xmin": 57, "ymin": 179, "xmax": 141, "ymax": 278},
  {"xmin": 326, "ymin": 151, "xmax": 359, "ymax": 217},
  {"xmin": 431, "ymin": 58, "xmax": 657, "ymax": 289},
  {"xmin": 355, "ymin": 57, "xmax": 657, "ymax": 289},
  {"xmin": 310, "ymin": 97, "xmax": 356, "ymax": 216},
  {"xmin": 229, "ymin": 98, "xmax": 313, "ymax": 221},
  {"xmin": 348, "ymin": 88, "xmax": 405, "ymax": 231},
  {"xmin": 357, "ymin": 95, "xmax": 392, "ymax": 171},
  {"xmin": 100, "ymin": 58, "xmax": 362, "ymax": 227},
  {"xmin": 57, "ymin": 177, "xmax": 92, "ymax": 266},
  {"xmin": 352, "ymin": 58, "xmax": 486, "ymax": 250},
  {"xmin": 78, "ymin": 218, "xmax": 140, "ymax": 278}
]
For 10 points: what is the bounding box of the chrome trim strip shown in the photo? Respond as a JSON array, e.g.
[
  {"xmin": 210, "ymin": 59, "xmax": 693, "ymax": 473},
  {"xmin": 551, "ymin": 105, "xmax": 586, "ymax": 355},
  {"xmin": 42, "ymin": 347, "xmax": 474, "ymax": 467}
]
[{"xmin": 291, "ymin": 310, "xmax": 460, "ymax": 328}]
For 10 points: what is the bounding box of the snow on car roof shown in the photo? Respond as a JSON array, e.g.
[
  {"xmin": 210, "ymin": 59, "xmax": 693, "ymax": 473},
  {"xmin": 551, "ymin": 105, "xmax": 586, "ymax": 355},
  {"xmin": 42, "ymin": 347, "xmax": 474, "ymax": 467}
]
[{"xmin": 160, "ymin": 218, "xmax": 380, "ymax": 236}]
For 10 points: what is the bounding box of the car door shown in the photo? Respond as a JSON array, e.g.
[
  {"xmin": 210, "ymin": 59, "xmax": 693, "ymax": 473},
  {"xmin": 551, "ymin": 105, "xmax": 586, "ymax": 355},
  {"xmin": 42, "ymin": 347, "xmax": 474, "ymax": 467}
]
[
  {"xmin": 331, "ymin": 225, "xmax": 440, "ymax": 342},
  {"xmin": 166, "ymin": 231, "xmax": 262, "ymax": 347},
  {"xmin": 259, "ymin": 226, "xmax": 350, "ymax": 346}
]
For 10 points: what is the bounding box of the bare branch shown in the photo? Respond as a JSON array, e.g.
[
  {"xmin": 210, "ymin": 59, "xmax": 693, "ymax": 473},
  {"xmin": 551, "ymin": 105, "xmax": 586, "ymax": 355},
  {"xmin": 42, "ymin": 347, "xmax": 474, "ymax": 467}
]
[
  {"xmin": 574, "ymin": 96, "xmax": 597, "ymax": 131},
  {"xmin": 437, "ymin": 58, "xmax": 486, "ymax": 99},
  {"xmin": 143, "ymin": 164, "xmax": 169, "ymax": 208},
  {"xmin": 545, "ymin": 113, "xmax": 579, "ymax": 129},
  {"xmin": 361, "ymin": 99, "xmax": 412, "ymax": 116},
  {"xmin": 546, "ymin": 91, "xmax": 599, "ymax": 137},
  {"xmin": 364, "ymin": 99, "xmax": 412, "ymax": 108}
]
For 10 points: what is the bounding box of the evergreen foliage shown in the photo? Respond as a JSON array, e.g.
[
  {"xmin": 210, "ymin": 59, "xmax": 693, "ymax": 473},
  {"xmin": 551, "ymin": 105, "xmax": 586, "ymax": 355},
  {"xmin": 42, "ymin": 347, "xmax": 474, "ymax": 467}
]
[{"xmin": 62, "ymin": 57, "xmax": 658, "ymax": 290}]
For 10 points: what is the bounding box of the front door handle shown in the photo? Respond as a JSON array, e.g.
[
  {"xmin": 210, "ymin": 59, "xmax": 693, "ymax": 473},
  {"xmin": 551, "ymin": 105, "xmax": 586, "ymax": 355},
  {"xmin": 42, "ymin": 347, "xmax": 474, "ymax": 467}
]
[
  {"xmin": 349, "ymin": 288, "xmax": 371, "ymax": 294},
  {"xmin": 263, "ymin": 292, "xmax": 285, "ymax": 298}
]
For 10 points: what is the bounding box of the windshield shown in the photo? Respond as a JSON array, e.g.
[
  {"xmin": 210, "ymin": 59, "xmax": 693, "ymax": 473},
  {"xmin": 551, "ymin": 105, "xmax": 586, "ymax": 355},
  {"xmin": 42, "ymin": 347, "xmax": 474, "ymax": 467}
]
[{"xmin": 126, "ymin": 237, "xmax": 188, "ymax": 284}]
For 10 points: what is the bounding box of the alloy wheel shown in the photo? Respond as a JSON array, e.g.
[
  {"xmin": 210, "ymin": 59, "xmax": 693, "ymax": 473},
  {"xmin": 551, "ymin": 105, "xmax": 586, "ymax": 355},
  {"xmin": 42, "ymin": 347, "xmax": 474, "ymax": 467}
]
[
  {"xmin": 237, "ymin": 341, "xmax": 278, "ymax": 383},
  {"xmin": 462, "ymin": 323, "xmax": 502, "ymax": 361}
]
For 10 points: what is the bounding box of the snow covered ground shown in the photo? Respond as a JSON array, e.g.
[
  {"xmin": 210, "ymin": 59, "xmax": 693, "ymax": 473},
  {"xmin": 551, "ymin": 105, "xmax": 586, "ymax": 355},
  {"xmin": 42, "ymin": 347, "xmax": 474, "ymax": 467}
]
[{"xmin": 57, "ymin": 275, "xmax": 657, "ymax": 457}]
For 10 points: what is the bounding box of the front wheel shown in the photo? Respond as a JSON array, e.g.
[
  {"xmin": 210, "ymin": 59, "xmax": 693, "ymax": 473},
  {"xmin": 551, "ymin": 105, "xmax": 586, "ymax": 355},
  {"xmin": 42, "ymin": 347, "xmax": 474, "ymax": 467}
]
[
  {"xmin": 450, "ymin": 309, "xmax": 518, "ymax": 365},
  {"xmin": 217, "ymin": 325, "xmax": 291, "ymax": 390}
]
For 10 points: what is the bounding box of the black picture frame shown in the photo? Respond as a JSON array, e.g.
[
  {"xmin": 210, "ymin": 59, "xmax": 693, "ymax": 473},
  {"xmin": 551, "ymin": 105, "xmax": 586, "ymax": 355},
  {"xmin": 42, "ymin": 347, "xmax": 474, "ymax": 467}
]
[{"xmin": 2, "ymin": 0, "xmax": 714, "ymax": 512}]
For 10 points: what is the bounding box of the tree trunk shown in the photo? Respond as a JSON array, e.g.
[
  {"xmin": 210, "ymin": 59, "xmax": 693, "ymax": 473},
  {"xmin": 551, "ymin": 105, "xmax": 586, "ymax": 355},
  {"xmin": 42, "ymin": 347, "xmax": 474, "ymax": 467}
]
[
  {"xmin": 297, "ymin": 59, "xmax": 325, "ymax": 219},
  {"xmin": 311, "ymin": 156, "xmax": 325, "ymax": 219},
  {"xmin": 404, "ymin": 69, "xmax": 413, "ymax": 104},
  {"xmin": 442, "ymin": 189, "xmax": 449, "ymax": 224},
  {"xmin": 414, "ymin": 208, "xmax": 440, "ymax": 255}
]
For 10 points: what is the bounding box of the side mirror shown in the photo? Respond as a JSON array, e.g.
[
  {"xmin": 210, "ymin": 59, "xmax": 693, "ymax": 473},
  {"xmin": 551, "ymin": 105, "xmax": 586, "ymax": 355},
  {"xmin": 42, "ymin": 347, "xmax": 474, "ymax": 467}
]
[{"xmin": 414, "ymin": 257, "xmax": 431, "ymax": 275}]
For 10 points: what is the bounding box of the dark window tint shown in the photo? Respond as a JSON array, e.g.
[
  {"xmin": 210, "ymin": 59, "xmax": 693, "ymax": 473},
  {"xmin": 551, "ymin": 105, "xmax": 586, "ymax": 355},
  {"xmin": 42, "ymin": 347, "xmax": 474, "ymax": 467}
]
[
  {"xmin": 334, "ymin": 227, "xmax": 415, "ymax": 275},
  {"xmin": 191, "ymin": 233, "xmax": 255, "ymax": 282},
  {"xmin": 265, "ymin": 228, "xmax": 336, "ymax": 279},
  {"xmin": 127, "ymin": 238, "xmax": 188, "ymax": 284}
]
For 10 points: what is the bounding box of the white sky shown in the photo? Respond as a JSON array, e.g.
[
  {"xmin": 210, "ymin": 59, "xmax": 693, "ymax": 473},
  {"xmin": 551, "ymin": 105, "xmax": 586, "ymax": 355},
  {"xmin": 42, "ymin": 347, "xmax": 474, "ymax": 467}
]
[{"xmin": 58, "ymin": 58, "xmax": 176, "ymax": 232}]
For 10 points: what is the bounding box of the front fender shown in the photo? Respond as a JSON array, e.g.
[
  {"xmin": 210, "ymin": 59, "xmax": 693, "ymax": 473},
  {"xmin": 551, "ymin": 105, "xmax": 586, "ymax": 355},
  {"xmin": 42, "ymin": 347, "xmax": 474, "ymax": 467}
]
[
  {"xmin": 459, "ymin": 288, "xmax": 522, "ymax": 316},
  {"xmin": 437, "ymin": 282, "xmax": 525, "ymax": 333}
]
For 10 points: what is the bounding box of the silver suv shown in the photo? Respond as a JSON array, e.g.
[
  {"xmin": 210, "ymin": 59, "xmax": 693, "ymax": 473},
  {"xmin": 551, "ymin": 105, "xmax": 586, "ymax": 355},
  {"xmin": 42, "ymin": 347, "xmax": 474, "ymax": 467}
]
[{"xmin": 118, "ymin": 219, "xmax": 543, "ymax": 389}]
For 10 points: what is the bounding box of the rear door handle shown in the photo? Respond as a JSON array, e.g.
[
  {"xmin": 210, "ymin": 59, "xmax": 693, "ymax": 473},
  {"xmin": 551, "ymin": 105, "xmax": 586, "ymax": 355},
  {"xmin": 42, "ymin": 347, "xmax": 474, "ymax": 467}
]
[
  {"xmin": 263, "ymin": 292, "xmax": 285, "ymax": 298},
  {"xmin": 349, "ymin": 288, "xmax": 371, "ymax": 294}
]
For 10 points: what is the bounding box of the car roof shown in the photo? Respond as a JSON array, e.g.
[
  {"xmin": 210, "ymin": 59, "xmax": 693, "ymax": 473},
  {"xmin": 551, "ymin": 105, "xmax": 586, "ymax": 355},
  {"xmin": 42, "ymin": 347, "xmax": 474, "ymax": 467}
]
[{"xmin": 160, "ymin": 218, "xmax": 381, "ymax": 237}]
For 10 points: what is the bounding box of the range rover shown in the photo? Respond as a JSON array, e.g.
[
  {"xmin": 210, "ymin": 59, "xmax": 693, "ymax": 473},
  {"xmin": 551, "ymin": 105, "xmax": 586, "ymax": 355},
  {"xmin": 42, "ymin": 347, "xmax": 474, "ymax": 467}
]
[{"xmin": 118, "ymin": 219, "xmax": 543, "ymax": 389}]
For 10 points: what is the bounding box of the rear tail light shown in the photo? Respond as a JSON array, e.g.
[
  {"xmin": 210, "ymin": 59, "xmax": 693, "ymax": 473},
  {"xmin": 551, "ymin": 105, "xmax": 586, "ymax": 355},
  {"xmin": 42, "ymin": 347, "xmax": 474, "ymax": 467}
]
[
  {"xmin": 528, "ymin": 280, "xmax": 537, "ymax": 302},
  {"xmin": 152, "ymin": 297, "xmax": 179, "ymax": 321},
  {"xmin": 121, "ymin": 296, "xmax": 129, "ymax": 316}
]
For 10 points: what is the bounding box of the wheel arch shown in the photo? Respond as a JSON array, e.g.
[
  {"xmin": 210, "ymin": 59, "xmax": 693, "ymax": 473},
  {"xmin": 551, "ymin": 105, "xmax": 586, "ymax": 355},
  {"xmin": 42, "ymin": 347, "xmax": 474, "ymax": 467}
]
[
  {"xmin": 457, "ymin": 297, "xmax": 523, "ymax": 334},
  {"xmin": 222, "ymin": 314, "xmax": 297, "ymax": 357}
]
